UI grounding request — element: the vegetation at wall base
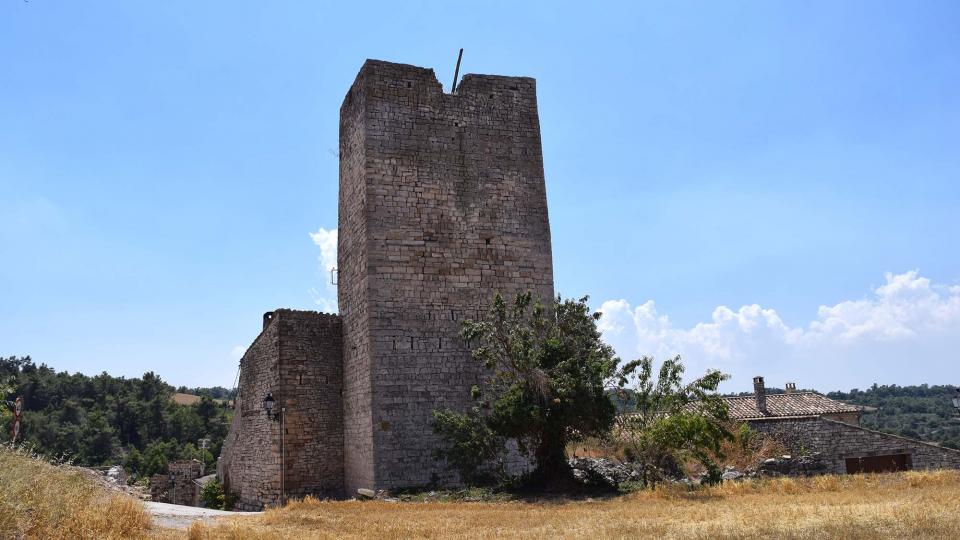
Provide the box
[199,478,238,510]
[433,293,625,489]
[433,292,733,493]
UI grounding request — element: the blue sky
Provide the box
[2,1,958,392]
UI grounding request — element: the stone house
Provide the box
[733,376,960,474]
[150,459,205,506]
[725,376,863,426]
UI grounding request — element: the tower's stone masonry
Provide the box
[220,59,555,504]
[338,60,555,491]
[218,310,344,510]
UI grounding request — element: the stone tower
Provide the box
[338,60,555,491]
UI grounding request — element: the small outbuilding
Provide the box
[730,377,960,474]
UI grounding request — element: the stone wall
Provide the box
[821,411,860,425]
[151,459,204,506]
[218,309,343,509]
[338,66,376,495]
[749,417,960,473]
[338,60,555,491]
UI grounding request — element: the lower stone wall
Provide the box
[150,460,204,506]
[217,309,344,510]
[749,417,960,474]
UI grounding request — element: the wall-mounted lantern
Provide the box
[264,392,277,421]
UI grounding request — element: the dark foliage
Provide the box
[0,356,232,479]
[828,384,960,450]
[434,293,623,488]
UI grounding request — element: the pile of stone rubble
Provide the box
[569,453,832,488]
[568,457,642,487]
[750,452,831,477]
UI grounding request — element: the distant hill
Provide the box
[0,356,233,480]
[828,384,960,450]
[612,384,960,450]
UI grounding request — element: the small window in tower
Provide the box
[485,238,492,245]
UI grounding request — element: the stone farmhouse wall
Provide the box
[338,60,555,492]
[749,417,960,473]
[820,411,860,425]
[218,310,343,510]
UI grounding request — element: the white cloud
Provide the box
[309,227,338,312]
[597,271,960,392]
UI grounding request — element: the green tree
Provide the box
[434,292,627,487]
[80,410,117,464]
[616,355,731,487]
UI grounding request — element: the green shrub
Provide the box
[199,478,236,510]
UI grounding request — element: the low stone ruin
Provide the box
[150,459,205,506]
[751,453,831,477]
[569,453,834,489]
[568,458,642,487]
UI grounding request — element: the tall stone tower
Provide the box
[338,60,555,491]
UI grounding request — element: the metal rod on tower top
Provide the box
[451,48,464,93]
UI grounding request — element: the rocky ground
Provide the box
[145,501,261,530]
[568,453,832,488]
[78,465,150,500]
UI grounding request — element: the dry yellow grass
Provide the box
[3,444,958,539]
[0,445,153,539]
[187,470,960,540]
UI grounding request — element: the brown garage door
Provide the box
[845,454,911,474]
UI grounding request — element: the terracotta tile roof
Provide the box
[723,392,860,420]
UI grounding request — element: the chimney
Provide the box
[753,376,768,414]
[785,382,797,394]
[263,311,275,330]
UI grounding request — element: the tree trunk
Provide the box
[535,432,571,489]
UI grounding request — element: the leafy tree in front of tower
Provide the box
[434,292,630,489]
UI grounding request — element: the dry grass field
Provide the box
[189,471,960,540]
[3,445,960,539]
[0,446,152,539]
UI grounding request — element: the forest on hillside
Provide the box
[0,356,234,481]
[828,384,960,450]
[3,354,958,482]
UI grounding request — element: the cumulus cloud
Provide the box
[597,271,960,392]
[309,227,338,312]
